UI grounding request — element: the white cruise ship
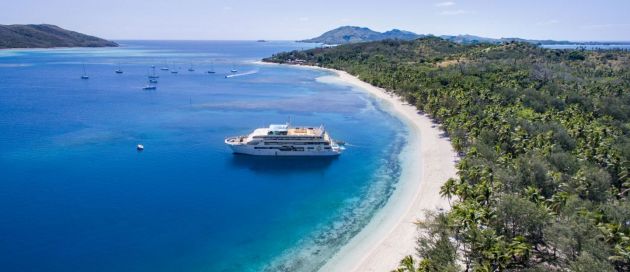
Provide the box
[225,123,342,156]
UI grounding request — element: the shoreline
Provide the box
[256,61,458,271]
[320,68,457,271]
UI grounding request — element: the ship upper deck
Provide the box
[250,124,325,138]
[287,127,323,136]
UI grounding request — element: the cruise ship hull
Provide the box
[227,143,341,156]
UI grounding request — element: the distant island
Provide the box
[300,25,630,46]
[299,26,422,44]
[0,24,118,49]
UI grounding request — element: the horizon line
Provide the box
[109,38,630,43]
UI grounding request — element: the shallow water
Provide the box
[0,41,406,271]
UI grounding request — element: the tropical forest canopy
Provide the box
[264,37,630,271]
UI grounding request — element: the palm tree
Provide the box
[547,191,569,214]
[525,186,545,205]
[441,178,458,205]
[394,255,417,272]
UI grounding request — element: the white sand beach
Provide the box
[318,69,458,271]
[255,61,458,271]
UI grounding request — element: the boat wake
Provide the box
[225,70,258,78]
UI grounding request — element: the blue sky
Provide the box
[2,0,629,41]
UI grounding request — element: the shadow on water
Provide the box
[230,154,338,174]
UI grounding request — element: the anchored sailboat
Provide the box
[148,66,159,79]
[171,63,179,74]
[115,63,123,74]
[160,61,169,71]
[207,61,216,74]
[81,63,89,79]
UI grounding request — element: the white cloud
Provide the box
[439,9,473,15]
[435,1,456,7]
[536,19,559,26]
[299,17,309,22]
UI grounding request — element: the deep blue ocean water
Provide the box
[0,41,406,272]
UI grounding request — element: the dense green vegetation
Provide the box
[0,24,118,49]
[265,38,630,271]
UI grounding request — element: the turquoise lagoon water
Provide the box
[0,41,407,271]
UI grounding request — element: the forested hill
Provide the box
[298,26,583,45]
[299,26,423,44]
[0,24,118,49]
[265,38,630,271]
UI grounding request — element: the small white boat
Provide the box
[137,144,144,151]
[230,69,237,73]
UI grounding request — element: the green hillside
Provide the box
[0,24,118,49]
